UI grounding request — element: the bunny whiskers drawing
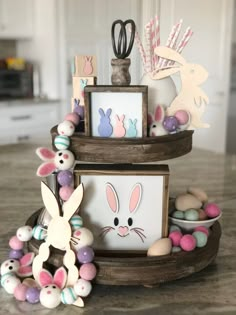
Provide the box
[153,46,209,129]
[32,182,84,286]
[100,183,146,243]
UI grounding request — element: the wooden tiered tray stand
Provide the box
[26,129,222,286]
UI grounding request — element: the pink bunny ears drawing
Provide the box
[36,147,75,177]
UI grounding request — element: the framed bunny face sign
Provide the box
[84,85,148,138]
[74,164,169,253]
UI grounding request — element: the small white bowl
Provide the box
[169,212,222,231]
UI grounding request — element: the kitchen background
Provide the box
[0,0,235,153]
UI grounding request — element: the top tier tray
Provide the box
[51,127,193,163]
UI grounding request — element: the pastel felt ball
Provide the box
[184,209,199,221]
[40,285,61,309]
[192,231,208,248]
[9,249,24,260]
[180,234,196,252]
[198,209,208,220]
[163,116,179,132]
[72,227,94,251]
[57,170,73,186]
[174,110,189,125]
[204,203,221,218]
[32,225,47,240]
[65,112,80,126]
[70,215,83,231]
[172,210,185,219]
[169,230,183,246]
[74,279,92,297]
[171,246,181,253]
[1,272,14,287]
[194,226,209,236]
[14,283,28,301]
[61,287,77,305]
[57,120,75,136]
[79,263,97,281]
[59,185,74,201]
[54,135,70,150]
[16,225,33,242]
[169,225,181,233]
[77,246,95,264]
[26,287,40,304]
[3,275,21,294]
[9,236,24,250]
[54,150,75,171]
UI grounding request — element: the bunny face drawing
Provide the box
[100,183,146,243]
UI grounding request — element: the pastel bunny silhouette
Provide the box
[80,79,88,99]
[114,114,126,137]
[98,108,113,137]
[32,182,84,286]
[126,118,137,137]
[148,105,168,136]
[83,56,93,75]
[73,98,84,120]
[100,183,146,243]
[1,253,35,277]
[153,46,209,129]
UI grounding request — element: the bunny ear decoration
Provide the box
[53,267,67,289]
[99,108,105,117]
[36,162,57,177]
[63,184,84,220]
[20,253,35,267]
[36,147,56,161]
[120,115,125,122]
[154,46,186,65]
[106,108,112,117]
[152,66,181,80]
[129,183,142,213]
[154,105,165,122]
[41,181,60,219]
[38,269,53,287]
[106,183,119,213]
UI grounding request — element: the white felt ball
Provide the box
[54,150,75,171]
[16,226,33,242]
[1,259,20,276]
[57,120,75,137]
[40,285,61,309]
[72,228,94,251]
[32,225,47,240]
[74,279,92,297]
[54,135,70,150]
[2,274,21,294]
[61,287,77,304]
[69,215,83,231]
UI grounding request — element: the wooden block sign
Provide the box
[74,55,97,77]
[72,76,97,105]
[84,85,148,138]
[74,164,169,253]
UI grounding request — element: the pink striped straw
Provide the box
[152,15,160,69]
[145,22,152,73]
[134,29,147,72]
[176,28,193,54]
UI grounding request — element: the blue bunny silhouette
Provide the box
[126,118,137,137]
[98,108,113,137]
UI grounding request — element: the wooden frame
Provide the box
[74,164,169,253]
[84,85,148,138]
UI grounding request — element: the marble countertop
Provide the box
[0,142,235,315]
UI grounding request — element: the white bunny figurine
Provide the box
[153,46,209,129]
[32,182,84,286]
[148,105,168,137]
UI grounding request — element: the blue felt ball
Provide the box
[172,210,185,219]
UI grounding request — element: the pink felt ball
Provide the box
[79,263,97,281]
[180,234,196,252]
[64,112,80,126]
[59,186,74,201]
[169,230,183,246]
[194,226,209,236]
[9,236,24,250]
[204,203,221,218]
[174,110,189,125]
[198,209,208,220]
[14,283,28,301]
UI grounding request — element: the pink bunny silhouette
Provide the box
[113,114,126,138]
[100,183,146,242]
[0,253,35,277]
[36,147,75,177]
[83,56,93,75]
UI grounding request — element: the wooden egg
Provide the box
[187,186,208,203]
[16,226,33,242]
[61,287,77,304]
[147,238,172,257]
[175,193,202,211]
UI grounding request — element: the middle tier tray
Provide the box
[51,127,193,163]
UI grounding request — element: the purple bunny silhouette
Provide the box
[98,108,113,137]
[73,98,84,119]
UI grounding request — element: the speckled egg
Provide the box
[54,135,70,150]
[72,227,94,251]
[16,226,33,242]
[147,238,172,257]
[69,215,83,231]
[184,209,199,221]
[74,279,92,297]
[61,287,77,304]
[175,193,202,211]
[57,120,75,136]
[32,225,47,240]
[172,210,185,219]
[180,234,196,252]
[192,231,208,248]
[204,203,221,218]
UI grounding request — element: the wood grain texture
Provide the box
[51,127,193,163]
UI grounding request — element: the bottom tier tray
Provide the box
[26,209,221,286]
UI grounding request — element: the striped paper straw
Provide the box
[145,22,152,73]
[152,15,160,69]
[176,28,193,54]
[134,29,147,72]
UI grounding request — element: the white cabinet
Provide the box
[0,0,33,39]
[0,101,59,145]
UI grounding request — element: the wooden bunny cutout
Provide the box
[153,46,209,129]
[32,182,84,286]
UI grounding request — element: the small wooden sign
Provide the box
[73,55,97,77]
[72,76,97,105]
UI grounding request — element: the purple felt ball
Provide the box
[9,249,24,260]
[77,246,95,264]
[57,170,73,186]
[163,116,179,132]
[26,287,40,304]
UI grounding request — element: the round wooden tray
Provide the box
[26,209,221,286]
[51,127,194,163]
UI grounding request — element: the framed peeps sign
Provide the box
[74,164,169,253]
[84,85,148,138]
